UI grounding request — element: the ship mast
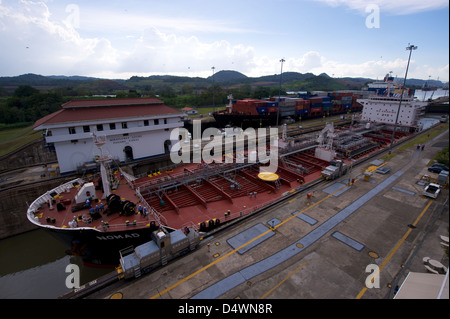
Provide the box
[92,132,111,199]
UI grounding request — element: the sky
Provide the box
[0,0,449,82]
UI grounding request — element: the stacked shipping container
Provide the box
[213,92,363,128]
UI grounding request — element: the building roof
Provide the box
[61,97,163,108]
[34,98,183,129]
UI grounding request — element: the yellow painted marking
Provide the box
[355,199,434,299]
[258,172,279,181]
[366,162,387,173]
[260,261,309,299]
[368,251,379,259]
[110,292,123,299]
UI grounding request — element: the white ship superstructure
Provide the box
[357,74,427,129]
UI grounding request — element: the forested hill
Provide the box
[1,71,447,96]
[0,70,447,125]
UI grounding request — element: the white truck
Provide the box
[423,183,441,199]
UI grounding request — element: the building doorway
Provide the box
[124,146,133,161]
[164,140,172,154]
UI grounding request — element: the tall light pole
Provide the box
[388,44,417,154]
[276,58,285,127]
[211,66,216,113]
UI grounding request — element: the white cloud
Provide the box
[0,1,258,78]
[252,51,448,82]
[313,0,449,15]
[0,0,114,75]
[114,27,257,77]
[0,1,447,82]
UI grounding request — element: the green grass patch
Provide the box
[195,106,226,115]
[0,125,42,157]
[429,146,449,166]
[398,123,449,152]
[380,123,449,161]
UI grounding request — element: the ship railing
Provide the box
[222,196,292,223]
[139,162,249,194]
[118,167,137,189]
[100,219,157,231]
[181,221,198,231]
[28,178,85,213]
[279,143,317,157]
[149,206,168,227]
[135,186,168,226]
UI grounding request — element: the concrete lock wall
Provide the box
[0,179,66,239]
[0,140,57,173]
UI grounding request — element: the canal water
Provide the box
[0,229,111,299]
[414,88,448,101]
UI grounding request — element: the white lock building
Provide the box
[34,97,184,174]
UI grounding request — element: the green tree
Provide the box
[13,85,40,98]
[180,84,193,95]
[253,86,271,99]
[239,84,252,97]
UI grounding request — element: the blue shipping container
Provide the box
[257,107,268,114]
[297,109,309,115]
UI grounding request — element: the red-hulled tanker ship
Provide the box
[26,121,415,267]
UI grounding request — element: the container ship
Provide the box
[212,92,363,129]
[357,74,427,131]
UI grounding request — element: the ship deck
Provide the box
[28,170,152,233]
[29,148,329,234]
[29,128,409,235]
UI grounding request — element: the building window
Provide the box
[144,120,149,126]
[110,123,116,130]
[83,126,90,133]
[68,127,76,135]
[122,122,128,129]
[97,124,104,131]
[164,118,167,124]
[154,119,159,125]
